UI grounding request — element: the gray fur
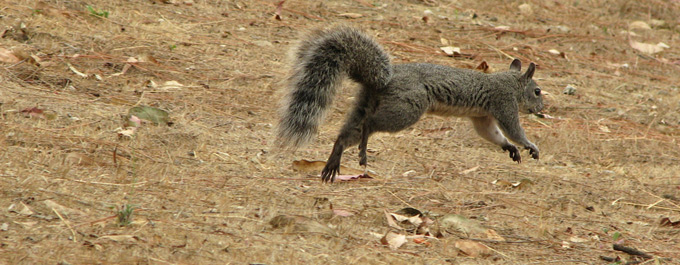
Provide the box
[277,26,544,182]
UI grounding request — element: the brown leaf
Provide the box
[0,48,20,63]
[381,231,407,250]
[660,217,680,227]
[335,174,372,181]
[475,61,490,73]
[412,237,431,246]
[392,207,425,227]
[493,179,513,187]
[384,209,404,230]
[274,0,285,20]
[21,107,45,119]
[454,240,492,257]
[485,229,506,241]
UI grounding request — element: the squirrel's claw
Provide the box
[321,159,340,183]
[525,145,539,160]
[502,144,522,163]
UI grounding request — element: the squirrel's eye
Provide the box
[534,88,541,96]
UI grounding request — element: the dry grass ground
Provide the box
[1,0,679,264]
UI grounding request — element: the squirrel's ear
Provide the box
[510,59,522,71]
[522,62,536,80]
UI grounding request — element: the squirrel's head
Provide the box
[510,59,544,114]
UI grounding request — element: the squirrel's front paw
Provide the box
[502,144,521,163]
[525,145,539,160]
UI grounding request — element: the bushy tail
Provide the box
[277,26,393,148]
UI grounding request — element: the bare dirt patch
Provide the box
[1,0,679,264]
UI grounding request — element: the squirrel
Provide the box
[277,26,544,183]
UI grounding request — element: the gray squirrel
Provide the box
[277,26,544,182]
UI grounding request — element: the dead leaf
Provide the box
[629,21,651,31]
[115,127,137,138]
[100,235,138,243]
[384,209,403,230]
[440,46,461,57]
[492,179,513,187]
[67,62,89,78]
[599,125,611,133]
[459,166,480,174]
[402,169,416,177]
[440,38,449,46]
[484,229,506,241]
[548,49,567,59]
[629,40,669,54]
[0,48,20,63]
[338,13,363,19]
[475,61,490,73]
[660,217,680,227]
[649,19,667,28]
[274,0,285,20]
[512,178,534,190]
[454,240,492,257]
[561,240,571,249]
[21,107,45,119]
[43,200,86,217]
[391,207,425,227]
[335,174,372,181]
[412,237,431,246]
[157,80,184,90]
[9,202,35,216]
[381,231,407,250]
[332,209,355,217]
[13,221,38,229]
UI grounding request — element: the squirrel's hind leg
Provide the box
[358,121,371,167]
[321,106,366,183]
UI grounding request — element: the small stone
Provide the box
[563,85,577,95]
[518,3,533,16]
